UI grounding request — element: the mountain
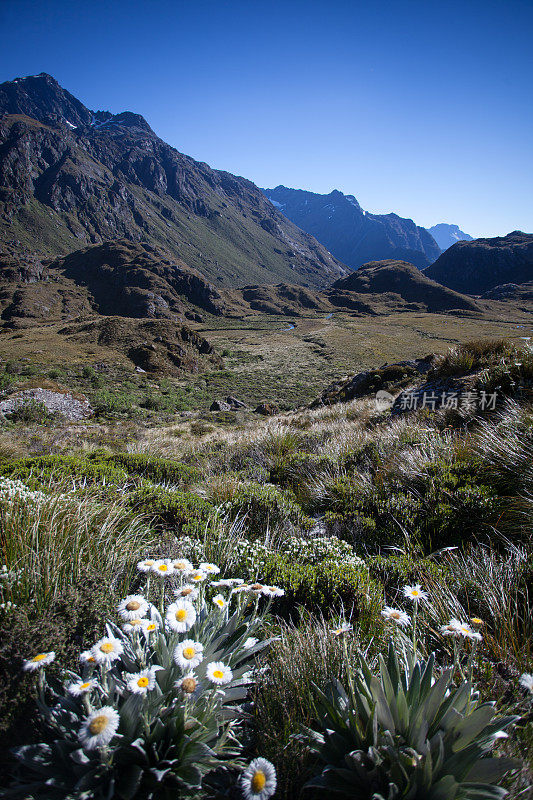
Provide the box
[425,231,533,295]
[262,186,442,269]
[0,74,346,289]
[332,259,480,312]
[427,223,473,251]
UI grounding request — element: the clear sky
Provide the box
[1,0,531,237]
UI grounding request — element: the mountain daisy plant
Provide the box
[7,558,281,799]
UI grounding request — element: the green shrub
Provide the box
[261,553,382,624]
[0,454,129,488]
[223,482,313,538]
[269,451,334,493]
[91,389,136,416]
[131,485,213,535]
[5,400,55,425]
[367,553,448,592]
[93,453,202,488]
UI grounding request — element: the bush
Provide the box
[5,400,55,425]
[91,389,136,416]
[131,485,213,535]
[94,453,202,488]
[223,482,313,538]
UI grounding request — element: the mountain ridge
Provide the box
[263,185,442,269]
[427,223,473,251]
[0,74,347,289]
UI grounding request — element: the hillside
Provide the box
[332,259,481,312]
[262,185,441,269]
[425,231,533,294]
[0,74,346,289]
[427,223,472,251]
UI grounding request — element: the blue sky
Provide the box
[1,0,531,237]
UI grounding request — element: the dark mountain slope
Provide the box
[333,259,480,312]
[263,186,441,269]
[425,231,533,294]
[0,74,346,288]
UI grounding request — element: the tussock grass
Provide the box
[0,490,154,610]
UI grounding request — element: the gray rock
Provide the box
[0,388,93,421]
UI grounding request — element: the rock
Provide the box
[225,395,248,409]
[210,400,232,412]
[254,402,280,416]
[0,388,93,420]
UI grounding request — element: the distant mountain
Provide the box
[332,259,480,312]
[427,223,473,251]
[0,74,346,289]
[262,186,442,269]
[425,231,533,295]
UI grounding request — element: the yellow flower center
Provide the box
[80,682,91,690]
[181,677,197,693]
[126,600,141,611]
[183,647,196,660]
[412,590,420,596]
[146,624,156,631]
[137,676,149,688]
[192,574,201,581]
[158,564,168,572]
[32,653,47,662]
[251,770,266,792]
[216,599,224,607]
[181,588,192,596]
[130,619,142,626]
[100,642,114,654]
[471,617,483,625]
[144,560,155,566]
[213,669,224,679]
[251,584,263,590]
[391,611,400,619]
[175,609,188,622]
[89,715,109,735]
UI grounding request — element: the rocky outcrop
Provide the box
[263,186,442,269]
[425,232,533,295]
[0,388,92,420]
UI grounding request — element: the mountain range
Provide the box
[0,73,346,289]
[263,186,443,269]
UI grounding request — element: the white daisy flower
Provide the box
[117,595,149,621]
[263,585,285,597]
[91,637,123,665]
[23,651,55,671]
[122,618,144,633]
[212,594,228,611]
[519,673,533,693]
[126,669,157,694]
[165,600,196,632]
[174,639,204,670]
[381,607,411,627]
[331,622,353,636]
[240,757,277,800]
[137,559,156,573]
[199,562,220,575]
[141,619,160,637]
[171,558,193,573]
[250,583,265,595]
[232,583,251,594]
[187,568,207,583]
[402,584,429,603]
[175,673,199,695]
[152,559,174,577]
[243,637,258,649]
[174,584,199,600]
[206,661,233,685]
[79,706,120,750]
[68,678,96,697]
[79,650,96,664]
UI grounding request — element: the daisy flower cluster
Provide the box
[17,555,279,798]
[379,584,484,675]
[0,477,62,506]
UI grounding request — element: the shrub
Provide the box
[95,453,202,488]
[5,400,55,424]
[299,643,518,799]
[91,389,136,416]
[222,482,313,539]
[131,485,213,535]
